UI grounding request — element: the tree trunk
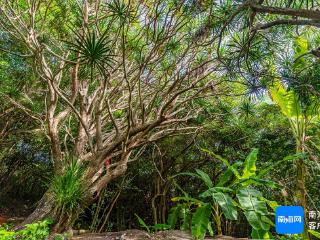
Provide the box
[19,193,56,228]
[21,153,130,233]
[214,204,222,236]
[21,188,95,233]
[296,127,309,240]
[296,158,308,239]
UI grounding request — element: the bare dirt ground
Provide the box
[71,230,249,240]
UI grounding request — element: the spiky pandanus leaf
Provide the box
[106,0,135,24]
[66,28,116,74]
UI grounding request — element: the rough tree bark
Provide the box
[2,0,317,234]
[0,0,222,232]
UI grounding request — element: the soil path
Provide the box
[71,230,248,240]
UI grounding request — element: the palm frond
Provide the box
[66,28,116,73]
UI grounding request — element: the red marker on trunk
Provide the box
[105,158,111,173]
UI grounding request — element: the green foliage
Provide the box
[168,203,191,231]
[135,214,170,233]
[168,204,183,229]
[51,160,85,213]
[0,219,53,240]
[241,148,258,179]
[191,204,211,240]
[0,229,15,240]
[135,214,150,233]
[269,81,303,119]
[53,235,65,240]
[194,169,213,189]
[309,230,320,239]
[236,188,269,231]
[107,0,134,24]
[67,28,116,72]
[216,162,242,187]
[169,149,280,239]
[251,229,271,239]
[1,0,320,238]
[211,192,237,220]
[275,235,302,240]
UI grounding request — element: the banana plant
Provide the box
[168,148,296,239]
[269,79,320,239]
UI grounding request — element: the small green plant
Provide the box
[135,214,170,233]
[0,219,53,240]
[54,235,64,240]
[0,228,15,240]
[53,233,69,240]
[51,159,86,225]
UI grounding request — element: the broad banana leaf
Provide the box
[237,188,269,230]
[212,192,238,220]
[135,214,150,232]
[243,211,270,231]
[168,203,191,231]
[251,229,271,239]
[191,204,211,240]
[207,222,214,236]
[202,149,241,179]
[257,153,305,178]
[199,187,233,198]
[239,177,282,189]
[269,81,302,119]
[236,188,267,214]
[241,148,258,179]
[168,204,182,229]
[180,207,191,231]
[195,169,213,188]
[171,196,204,206]
[259,196,279,211]
[172,169,213,189]
[269,81,319,119]
[216,161,242,187]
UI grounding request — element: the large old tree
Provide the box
[0,0,224,230]
[1,0,320,234]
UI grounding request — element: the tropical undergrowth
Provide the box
[50,159,86,228]
[0,219,52,240]
[166,148,302,240]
